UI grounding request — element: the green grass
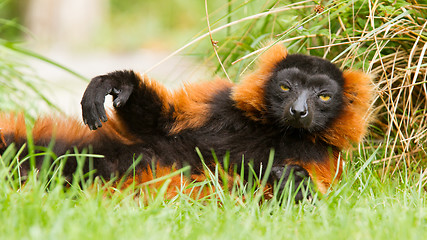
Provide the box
[0,146,426,240]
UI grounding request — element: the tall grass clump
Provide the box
[0,141,426,239]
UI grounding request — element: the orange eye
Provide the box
[319,95,331,101]
[280,85,290,92]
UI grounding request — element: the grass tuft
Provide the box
[1,143,427,239]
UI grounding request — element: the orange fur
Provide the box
[93,116,140,145]
[0,113,27,143]
[300,150,343,194]
[0,113,138,149]
[120,163,219,199]
[0,130,5,149]
[318,71,374,149]
[129,73,237,135]
[132,74,234,134]
[32,116,90,142]
[232,44,288,122]
[170,79,233,133]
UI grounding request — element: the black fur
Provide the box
[81,70,167,136]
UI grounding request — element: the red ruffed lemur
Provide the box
[0,44,373,201]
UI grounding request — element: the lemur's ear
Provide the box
[232,44,288,122]
[256,44,288,75]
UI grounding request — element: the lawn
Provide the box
[0,146,426,240]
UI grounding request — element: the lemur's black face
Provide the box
[265,54,344,133]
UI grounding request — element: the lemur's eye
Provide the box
[319,95,331,101]
[280,85,290,92]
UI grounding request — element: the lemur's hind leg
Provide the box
[270,164,312,202]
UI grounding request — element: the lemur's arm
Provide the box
[81,70,171,136]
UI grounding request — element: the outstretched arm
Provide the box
[81,70,171,135]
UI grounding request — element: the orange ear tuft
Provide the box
[257,44,288,75]
[232,44,288,122]
[319,70,375,149]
